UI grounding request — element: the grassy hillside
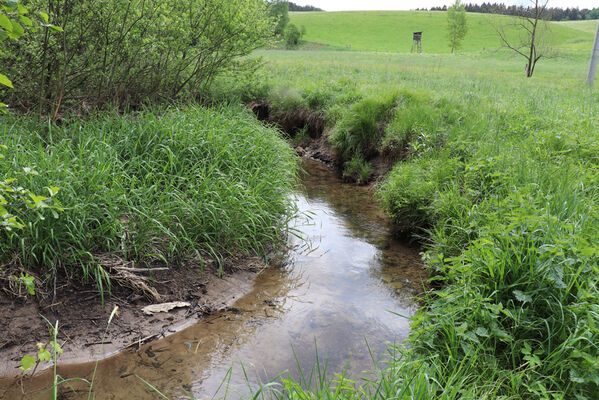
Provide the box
[289,11,595,54]
[556,19,599,34]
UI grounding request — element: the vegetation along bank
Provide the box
[237,30,599,397]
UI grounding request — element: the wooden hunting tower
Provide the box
[411,31,422,54]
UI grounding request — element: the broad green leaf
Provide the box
[580,247,596,257]
[28,193,48,207]
[19,15,32,26]
[48,25,63,33]
[39,12,49,24]
[50,340,63,355]
[0,14,12,32]
[513,290,532,304]
[47,186,60,196]
[17,4,28,15]
[10,20,23,38]
[37,347,51,362]
[0,73,13,88]
[19,355,36,371]
[474,327,489,337]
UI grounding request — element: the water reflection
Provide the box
[0,159,427,400]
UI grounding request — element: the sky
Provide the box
[291,1,598,11]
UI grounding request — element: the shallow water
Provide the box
[1,159,426,400]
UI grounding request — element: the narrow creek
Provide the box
[1,159,427,400]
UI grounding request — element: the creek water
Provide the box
[1,159,426,400]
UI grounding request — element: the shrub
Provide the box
[1,0,274,114]
[285,23,302,49]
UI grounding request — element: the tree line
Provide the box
[288,2,323,12]
[420,3,599,21]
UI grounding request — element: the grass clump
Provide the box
[0,105,298,291]
[330,92,397,161]
[342,154,373,184]
[378,153,462,233]
[382,92,460,159]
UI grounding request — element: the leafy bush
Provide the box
[285,23,302,49]
[0,1,61,233]
[0,106,298,290]
[2,0,274,114]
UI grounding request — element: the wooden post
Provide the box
[587,20,599,86]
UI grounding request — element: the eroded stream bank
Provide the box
[0,159,427,400]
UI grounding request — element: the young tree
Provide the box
[496,0,552,77]
[269,1,290,36]
[284,23,302,49]
[447,0,468,53]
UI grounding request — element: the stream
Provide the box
[1,159,426,400]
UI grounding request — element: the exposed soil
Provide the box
[248,101,401,186]
[248,100,327,140]
[0,254,276,377]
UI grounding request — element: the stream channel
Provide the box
[1,159,427,399]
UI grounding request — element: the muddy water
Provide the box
[0,159,426,400]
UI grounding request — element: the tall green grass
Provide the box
[0,106,298,290]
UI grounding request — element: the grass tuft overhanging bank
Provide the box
[0,106,298,295]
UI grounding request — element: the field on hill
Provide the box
[289,11,596,54]
[230,47,599,398]
[557,19,599,34]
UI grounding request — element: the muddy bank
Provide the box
[248,101,398,184]
[0,254,274,377]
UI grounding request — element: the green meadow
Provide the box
[290,11,596,54]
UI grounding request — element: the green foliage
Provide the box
[284,23,303,49]
[587,9,599,20]
[382,90,459,158]
[447,0,468,53]
[0,106,298,290]
[2,0,274,114]
[343,154,373,184]
[0,148,62,231]
[269,0,290,36]
[330,93,397,161]
[0,1,62,244]
[378,154,462,232]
